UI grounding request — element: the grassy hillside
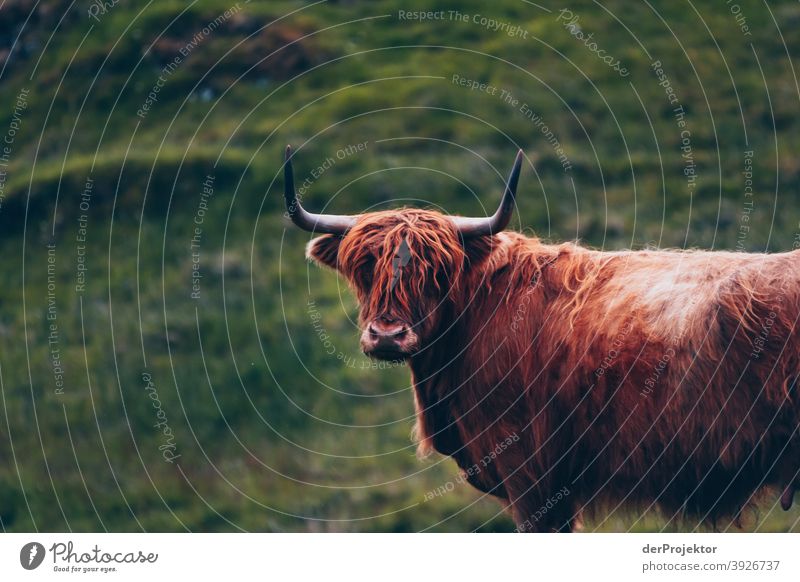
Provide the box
[1,0,799,531]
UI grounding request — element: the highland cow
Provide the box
[284,146,800,532]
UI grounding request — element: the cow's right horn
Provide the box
[283,145,357,235]
[450,149,524,238]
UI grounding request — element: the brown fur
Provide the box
[307,208,800,532]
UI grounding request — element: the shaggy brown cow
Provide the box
[284,146,800,532]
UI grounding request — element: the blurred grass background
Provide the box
[0,0,799,532]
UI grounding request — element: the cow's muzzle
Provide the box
[361,317,418,360]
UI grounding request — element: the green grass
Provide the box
[0,0,799,532]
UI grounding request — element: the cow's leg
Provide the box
[781,483,795,511]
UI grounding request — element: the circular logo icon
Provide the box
[20,542,45,570]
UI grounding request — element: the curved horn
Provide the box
[283,145,357,235]
[451,149,524,238]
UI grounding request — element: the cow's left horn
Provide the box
[451,149,524,238]
[283,145,357,234]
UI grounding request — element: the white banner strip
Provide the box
[0,533,797,581]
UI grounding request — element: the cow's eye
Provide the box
[358,256,375,287]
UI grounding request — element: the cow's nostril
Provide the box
[368,320,409,341]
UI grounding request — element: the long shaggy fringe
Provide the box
[336,209,467,322]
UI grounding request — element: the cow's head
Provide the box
[284,146,523,361]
